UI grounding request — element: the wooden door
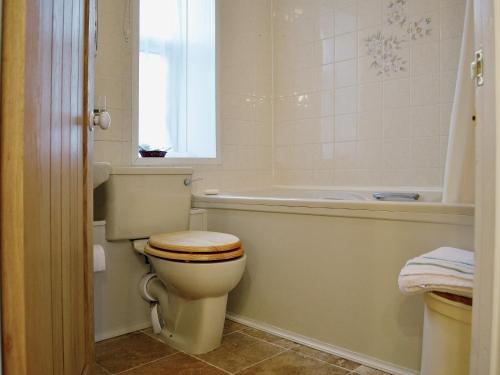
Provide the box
[0,0,95,374]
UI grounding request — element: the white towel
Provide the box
[398,247,474,297]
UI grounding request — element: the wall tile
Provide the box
[273,0,465,188]
[383,109,411,139]
[411,75,440,106]
[383,79,410,109]
[96,0,466,190]
[358,0,383,29]
[335,32,357,62]
[335,114,357,142]
[335,59,357,88]
[335,4,357,35]
[335,86,357,114]
[440,3,466,39]
[334,141,357,169]
[357,82,382,113]
[410,105,440,137]
[358,111,382,140]
[411,42,439,77]
[411,137,441,168]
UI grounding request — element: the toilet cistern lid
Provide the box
[148,231,241,253]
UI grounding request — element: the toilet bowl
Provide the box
[135,230,246,354]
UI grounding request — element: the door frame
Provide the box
[471,0,500,373]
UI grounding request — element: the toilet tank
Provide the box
[103,167,193,241]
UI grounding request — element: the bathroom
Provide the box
[91,0,474,373]
[1,0,499,374]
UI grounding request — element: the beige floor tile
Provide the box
[354,365,393,375]
[292,345,362,370]
[96,332,176,373]
[238,351,351,375]
[120,352,227,375]
[223,319,247,335]
[140,327,167,344]
[195,332,285,373]
[141,327,154,335]
[95,364,110,375]
[240,327,301,349]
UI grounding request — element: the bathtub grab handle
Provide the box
[373,192,420,201]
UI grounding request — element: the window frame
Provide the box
[130,0,221,166]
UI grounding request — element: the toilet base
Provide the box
[148,277,228,354]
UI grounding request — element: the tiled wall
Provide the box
[95,0,465,191]
[93,0,132,165]
[193,0,273,191]
[273,0,465,187]
[94,0,273,192]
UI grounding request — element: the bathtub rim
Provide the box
[192,192,474,226]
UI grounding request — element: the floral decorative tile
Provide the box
[365,0,433,77]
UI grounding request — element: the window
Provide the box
[134,0,217,162]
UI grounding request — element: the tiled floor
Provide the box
[95,320,393,375]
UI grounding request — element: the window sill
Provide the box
[132,156,221,166]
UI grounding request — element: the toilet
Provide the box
[103,167,246,354]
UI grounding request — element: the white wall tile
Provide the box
[334,141,358,169]
[358,111,382,140]
[411,42,439,77]
[335,59,357,88]
[440,2,466,39]
[335,114,357,142]
[383,79,410,109]
[383,109,411,139]
[358,82,382,112]
[273,0,464,188]
[410,105,440,137]
[411,75,440,106]
[335,4,357,35]
[335,32,357,62]
[95,0,466,190]
[357,0,383,29]
[335,86,357,114]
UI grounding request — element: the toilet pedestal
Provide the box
[145,253,246,354]
[148,277,228,354]
[163,294,228,354]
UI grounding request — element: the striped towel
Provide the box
[398,247,474,297]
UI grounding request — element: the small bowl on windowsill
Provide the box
[138,146,172,158]
[139,149,168,158]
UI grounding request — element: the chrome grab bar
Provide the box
[372,192,420,201]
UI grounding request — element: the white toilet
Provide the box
[103,167,246,354]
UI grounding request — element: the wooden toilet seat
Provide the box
[145,231,244,262]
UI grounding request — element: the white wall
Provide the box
[93,0,466,190]
[94,0,273,192]
[273,0,466,187]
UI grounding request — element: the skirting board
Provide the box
[95,322,152,342]
[226,313,419,375]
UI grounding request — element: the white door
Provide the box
[470,0,500,373]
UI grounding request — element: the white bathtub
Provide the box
[193,188,474,374]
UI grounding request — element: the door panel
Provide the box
[1,0,94,373]
[471,0,500,374]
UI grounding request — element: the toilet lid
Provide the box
[148,231,241,253]
[145,242,244,262]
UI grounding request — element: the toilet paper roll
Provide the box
[93,244,106,272]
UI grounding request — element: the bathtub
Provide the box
[192,188,474,374]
